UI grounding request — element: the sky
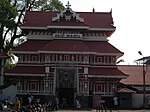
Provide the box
[60,0,150,65]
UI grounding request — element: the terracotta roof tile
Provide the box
[89,67,127,77]
[39,39,90,52]
[14,40,49,52]
[6,66,45,74]
[22,11,114,28]
[117,88,136,93]
[13,40,123,55]
[85,41,123,54]
[118,65,150,85]
[0,52,8,57]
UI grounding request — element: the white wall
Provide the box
[2,85,17,103]
[132,94,143,109]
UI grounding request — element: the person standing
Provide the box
[28,95,32,106]
[15,98,21,111]
[52,97,58,111]
[113,96,118,109]
[75,99,81,109]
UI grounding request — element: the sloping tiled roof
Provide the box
[85,41,123,54]
[22,11,114,29]
[88,66,128,78]
[13,40,49,52]
[118,65,150,85]
[39,40,90,53]
[0,51,8,58]
[13,40,123,55]
[6,66,45,75]
[117,88,136,93]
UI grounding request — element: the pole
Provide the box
[138,51,146,108]
[143,59,146,108]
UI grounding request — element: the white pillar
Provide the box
[76,68,79,95]
[53,68,57,95]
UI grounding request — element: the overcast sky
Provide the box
[61,0,150,65]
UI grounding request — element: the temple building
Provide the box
[6,2,128,108]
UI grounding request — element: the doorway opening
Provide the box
[58,88,75,108]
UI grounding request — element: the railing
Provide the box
[93,91,114,96]
[18,60,116,65]
[17,89,53,95]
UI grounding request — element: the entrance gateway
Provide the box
[56,68,77,107]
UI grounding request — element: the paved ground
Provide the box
[51,109,150,112]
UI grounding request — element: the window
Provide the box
[59,55,62,61]
[29,81,38,91]
[97,57,102,63]
[19,55,23,62]
[31,56,37,61]
[95,83,104,92]
[79,55,82,62]
[52,54,55,61]
[71,55,74,61]
[84,55,89,63]
[64,55,69,61]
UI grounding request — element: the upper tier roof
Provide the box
[13,40,123,56]
[22,10,115,29]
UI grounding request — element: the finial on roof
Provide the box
[93,8,95,12]
[66,1,71,9]
[110,8,112,14]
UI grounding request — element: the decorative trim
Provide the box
[21,26,115,31]
[12,51,39,54]
[47,26,89,29]
[38,51,94,54]
[21,26,47,30]
[13,51,122,57]
[5,73,45,76]
[52,1,84,22]
[89,28,116,31]
[88,75,127,79]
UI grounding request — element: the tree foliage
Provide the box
[26,0,65,11]
[0,0,65,71]
[0,0,17,51]
[0,0,65,52]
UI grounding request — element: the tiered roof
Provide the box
[22,11,115,30]
[7,3,126,79]
[13,40,123,55]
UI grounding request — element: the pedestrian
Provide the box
[52,97,58,111]
[113,96,118,109]
[15,98,21,111]
[28,95,32,106]
[75,99,81,109]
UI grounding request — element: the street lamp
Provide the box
[138,51,146,108]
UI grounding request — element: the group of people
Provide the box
[47,97,59,111]
[0,98,12,111]
[13,95,46,112]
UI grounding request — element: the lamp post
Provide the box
[138,51,146,108]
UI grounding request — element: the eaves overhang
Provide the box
[21,26,116,32]
[88,75,128,79]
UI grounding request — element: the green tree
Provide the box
[0,0,65,56]
[0,0,65,52]
[26,0,65,11]
[0,0,65,85]
[0,0,17,51]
